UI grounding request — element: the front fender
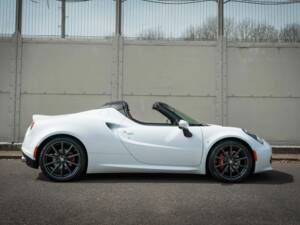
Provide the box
[199,125,259,174]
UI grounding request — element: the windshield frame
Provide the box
[154,102,202,126]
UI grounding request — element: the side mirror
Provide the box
[178,120,189,130]
[178,120,192,138]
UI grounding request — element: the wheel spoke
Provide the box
[66,160,79,166]
[65,163,71,174]
[65,144,74,155]
[216,162,228,168]
[232,166,239,174]
[60,164,64,176]
[45,161,56,166]
[51,145,58,154]
[229,145,233,157]
[221,165,229,175]
[45,154,56,158]
[50,164,59,175]
[229,166,232,177]
[233,148,242,157]
[67,153,79,158]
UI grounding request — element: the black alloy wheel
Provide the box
[208,140,253,182]
[39,137,87,181]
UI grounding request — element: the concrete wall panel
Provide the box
[227,97,300,145]
[19,94,110,139]
[123,44,216,96]
[0,41,13,91]
[0,41,14,141]
[21,42,112,94]
[227,46,300,145]
[0,93,12,141]
[228,47,300,97]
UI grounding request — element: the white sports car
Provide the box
[22,101,272,182]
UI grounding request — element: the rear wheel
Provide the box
[39,137,87,182]
[208,140,253,182]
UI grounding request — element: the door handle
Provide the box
[123,130,134,135]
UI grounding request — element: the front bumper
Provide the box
[254,140,272,173]
[22,152,38,169]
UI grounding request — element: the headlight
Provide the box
[242,129,264,144]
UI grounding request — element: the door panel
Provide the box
[117,125,203,166]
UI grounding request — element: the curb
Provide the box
[0,143,21,151]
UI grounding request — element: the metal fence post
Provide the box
[216,0,227,125]
[61,0,66,38]
[11,0,23,142]
[111,0,123,101]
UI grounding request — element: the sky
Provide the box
[0,0,300,38]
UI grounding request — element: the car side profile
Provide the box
[22,101,272,182]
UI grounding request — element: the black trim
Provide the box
[22,152,38,169]
[102,100,205,126]
[102,101,176,126]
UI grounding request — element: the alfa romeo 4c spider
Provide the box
[22,101,272,182]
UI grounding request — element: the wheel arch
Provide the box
[205,137,255,175]
[36,134,88,172]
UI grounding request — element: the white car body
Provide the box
[22,101,272,176]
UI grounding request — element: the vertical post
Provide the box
[111,0,123,101]
[11,0,23,142]
[115,0,122,36]
[61,0,66,38]
[15,0,22,34]
[216,0,227,125]
[218,0,224,38]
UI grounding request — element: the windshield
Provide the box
[165,105,200,125]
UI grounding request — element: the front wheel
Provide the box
[39,137,87,182]
[208,140,253,182]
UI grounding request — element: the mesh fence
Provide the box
[22,0,115,39]
[0,0,299,42]
[66,0,115,39]
[0,0,16,37]
[225,0,300,42]
[22,0,61,38]
[122,0,218,40]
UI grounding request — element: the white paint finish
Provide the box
[124,96,216,124]
[227,97,300,145]
[0,93,11,140]
[228,47,300,97]
[19,94,110,140]
[123,45,216,95]
[0,42,13,91]
[21,42,112,94]
[21,106,272,175]
[117,124,203,166]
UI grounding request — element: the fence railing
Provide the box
[0,0,300,42]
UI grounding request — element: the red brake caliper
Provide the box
[218,153,225,170]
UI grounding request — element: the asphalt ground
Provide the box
[0,160,299,225]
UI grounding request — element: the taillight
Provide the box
[30,121,35,130]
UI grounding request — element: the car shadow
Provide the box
[37,170,293,185]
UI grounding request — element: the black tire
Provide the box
[39,137,87,182]
[208,140,253,183]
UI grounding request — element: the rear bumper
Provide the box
[22,152,38,169]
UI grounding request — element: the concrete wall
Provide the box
[0,40,14,142]
[227,45,300,145]
[0,38,299,145]
[123,41,217,124]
